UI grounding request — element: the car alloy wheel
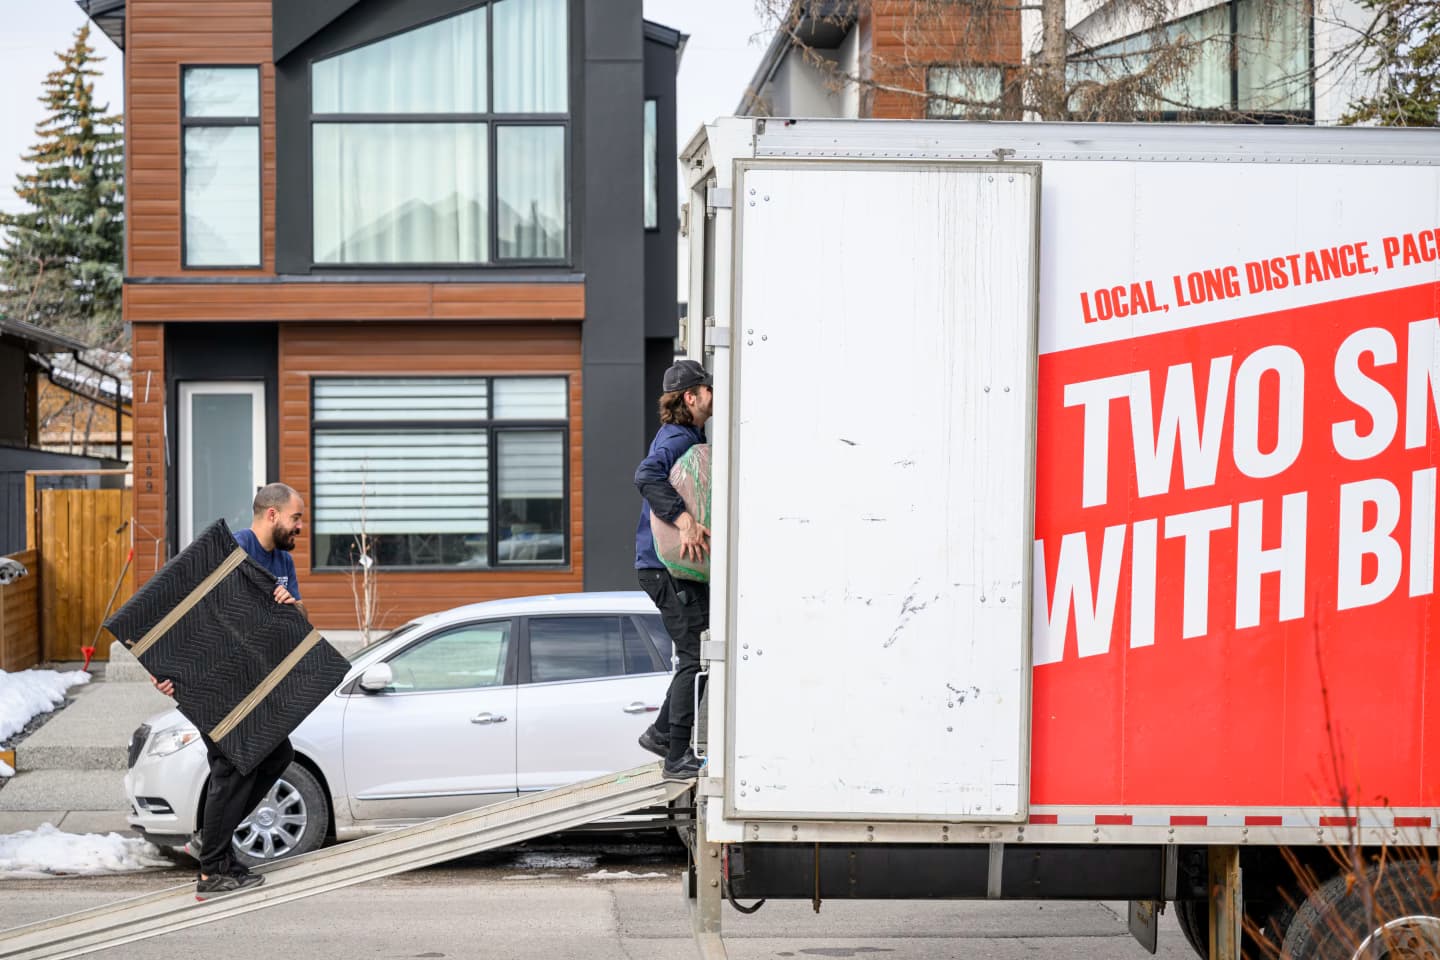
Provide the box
[232,777,308,861]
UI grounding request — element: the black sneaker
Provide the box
[638,725,670,758]
[195,871,264,901]
[662,752,704,782]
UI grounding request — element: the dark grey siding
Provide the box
[579,0,646,590]
[641,29,681,445]
[0,344,28,448]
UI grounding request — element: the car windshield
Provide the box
[345,622,423,662]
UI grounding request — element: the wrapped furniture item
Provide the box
[650,442,711,583]
[104,519,349,775]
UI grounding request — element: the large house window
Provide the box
[1068,0,1311,121]
[925,66,1004,120]
[312,376,568,569]
[182,67,261,267]
[310,0,568,266]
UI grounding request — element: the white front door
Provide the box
[515,615,669,792]
[178,381,266,546]
[343,620,518,821]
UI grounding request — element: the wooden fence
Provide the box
[0,549,39,671]
[35,487,134,662]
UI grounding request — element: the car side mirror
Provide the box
[358,663,393,693]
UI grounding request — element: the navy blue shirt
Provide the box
[634,423,706,570]
[234,528,301,599]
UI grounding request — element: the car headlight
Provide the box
[146,724,201,758]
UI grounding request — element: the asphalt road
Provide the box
[1,841,1201,959]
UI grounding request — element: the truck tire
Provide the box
[1172,897,1297,958]
[1175,899,1208,958]
[1281,860,1440,960]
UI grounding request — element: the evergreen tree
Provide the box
[0,25,125,347]
[1343,0,1440,126]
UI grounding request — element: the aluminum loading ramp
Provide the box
[0,763,690,960]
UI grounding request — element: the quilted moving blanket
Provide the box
[104,519,350,775]
[650,442,711,583]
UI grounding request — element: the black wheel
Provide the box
[192,763,329,868]
[1282,860,1440,960]
[1176,899,1208,958]
[231,763,329,867]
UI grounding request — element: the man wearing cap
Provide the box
[634,359,712,781]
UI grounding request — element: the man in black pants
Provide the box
[152,483,308,898]
[633,360,712,782]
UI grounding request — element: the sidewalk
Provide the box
[0,652,172,837]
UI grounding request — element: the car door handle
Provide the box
[471,712,508,724]
[623,702,660,714]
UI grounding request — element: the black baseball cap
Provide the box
[662,359,712,393]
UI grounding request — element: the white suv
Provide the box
[124,592,674,865]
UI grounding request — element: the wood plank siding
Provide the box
[124,283,586,322]
[127,0,275,276]
[862,0,1022,119]
[130,324,168,585]
[278,322,585,630]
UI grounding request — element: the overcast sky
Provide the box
[0,1,772,217]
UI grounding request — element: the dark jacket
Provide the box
[634,423,706,569]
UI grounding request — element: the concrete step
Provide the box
[0,810,136,836]
[0,769,129,812]
[15,682,173,772]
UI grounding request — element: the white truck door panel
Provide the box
[726,161,1040,821]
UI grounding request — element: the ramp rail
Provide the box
[0,763,689,960]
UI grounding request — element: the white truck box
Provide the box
[685,119,1440,851]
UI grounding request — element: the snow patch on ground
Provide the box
[579,869,669,881]
[0,668,91,743]
[0,758,13,778]
[511,851,599,870]
[0,825,171,879]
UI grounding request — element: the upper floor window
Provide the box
[925,66,1004,120]
[1068,0,1311,121]
[309,0,568,266]
[182,67,261,267]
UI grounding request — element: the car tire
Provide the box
[1281,859,1440,960]
[192,762,330,868]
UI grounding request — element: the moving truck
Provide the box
[675,117,1440,959]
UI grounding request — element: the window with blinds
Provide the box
[312,376,567,568]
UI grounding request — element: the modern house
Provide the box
[742,0,1362,125]
[80,0,684,634]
